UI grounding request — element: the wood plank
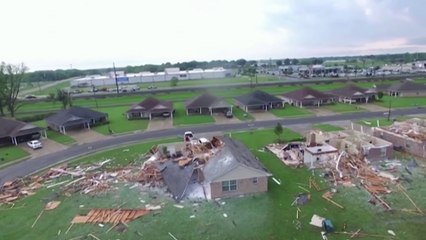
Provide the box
[120,210,132,223]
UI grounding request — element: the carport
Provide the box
[185,93,232,115]
[0,118,45,146]
[234,90,283,112]
[127,97,174,120]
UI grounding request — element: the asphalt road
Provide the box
[1,107,425,185]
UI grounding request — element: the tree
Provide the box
[274,123,283,142]
[377,91,384,99]
[0,62,28,117]
[56,89,72,109]
[276,60,283,66]
[292,59,299,65]
[284,58,291,66]
[236,59,247,67]
[170,77,178,87]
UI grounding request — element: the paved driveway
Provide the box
[250,111,279,121]
[19,139,68,159]
[358,104,389,112]
[67,129,111,144]
[147,118,173,131]
[212,114,241,124]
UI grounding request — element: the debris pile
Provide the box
[72,208,150,224]
[266,142,305,167]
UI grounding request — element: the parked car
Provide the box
[225,110,233,118]
[27,140,42,149]
[25,95,37,99]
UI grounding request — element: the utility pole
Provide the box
[113,62,119,94]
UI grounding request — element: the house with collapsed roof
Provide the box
[281,87,336,107]
[328,84,376,104]
[0,118,45,146]
[184,93,231,115]
[234,90,283,112]
[386,80,426,97]
[311,130,393,162]
[159,137,272,201]
[46,107,108,134]
[373,118,426,158]
[127,97,173,119]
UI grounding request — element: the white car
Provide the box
[27,140,43,149]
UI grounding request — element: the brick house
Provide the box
[202,137,272,199]
[0,118,44,146]
[327,84,376,104]
[234,90,283,112]
[127,97,173,120]
[387,80,426,97]
[281,87,336,108]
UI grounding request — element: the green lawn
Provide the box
[172,102,215,126]
[0,129,425,239]
[225,99,254,121]
[0,145,29,167]
[33,80,71,95]
[32,121,76,145]
[92,106,149,135]
[375,96,426,108]
[270,105,313,118]
[324,102,365,113]
[356,117,408,127]
[313,123,344,132]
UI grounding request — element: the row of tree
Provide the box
[0,62,28,117]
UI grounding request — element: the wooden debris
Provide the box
[168,232,178,240]
[45,201,61,210]
[322,191,344,209]
[72,208,149,224]
[88,233,101,240]
[65,223,74,234]
[309,177,321,191]
[350,229,361,238]
[398,184,424,215]
[298,186,310,193]
[31,210,44,228]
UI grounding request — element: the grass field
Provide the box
[0,145,29,167]
[324,102,365,113]
[0,129,425,239]
[375,96,426,108]
[270,105,313,118]
[172,102,215,126]
[32,121,76,145]
[92,106,149,135]
[313,123,344,132]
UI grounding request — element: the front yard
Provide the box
[32,121,76,145]
[0,145,29,167]
[313,124,344,132]
[375,96,426,108]
[172,102,215,126]
[92,106,149,135]
[324,102,365,113]
[270,105,313,118]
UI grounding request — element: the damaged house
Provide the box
[311,130,393,162]
[159,137,272,201]
[373,118,426,158]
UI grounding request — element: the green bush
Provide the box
[16,112,55,122]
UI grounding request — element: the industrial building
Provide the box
[70,67,231,87]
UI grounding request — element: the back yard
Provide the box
[0,128,425,239]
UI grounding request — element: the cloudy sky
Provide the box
[1,0,425,71]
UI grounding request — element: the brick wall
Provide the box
[373,129,426,158]
[210,176,268,199]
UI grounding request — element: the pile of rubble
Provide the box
[0,136,224,205]
[266,142,305,167]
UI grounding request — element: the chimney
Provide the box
[309,133,316,147]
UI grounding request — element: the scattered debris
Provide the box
[168,232,178,240]
[45,201,61,210]
[173,204,184,209]
[272,177,281,185]
[223,213,228,218]
[266,142,305,167]
[310,214,325,228]
[292,193,310,206]
[322,191,344,209]
[71,208,150,224]
[31,210,44,228]
[388,230,396,236]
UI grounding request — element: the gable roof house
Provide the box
[234,90,283,112]
[46,107,108,134]
[127,97,173,119]
[0,118,44,146]
[202,137,272,199]
[282,87,336,108]
[185,93,231,115]
[387,80,426,97]
[328,84,376,103]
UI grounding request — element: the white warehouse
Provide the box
[71,67,231,87]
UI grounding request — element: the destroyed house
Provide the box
[46,106,108,134]
[234,90,283,112]
[202,137,272,199]
[281,87,335,108]
[0,118,44,146]
[387,80,426,97]
[127,97,173,119]
[327,84,376,104]
[184,93,231,115]
[373,118,426,158]
[304,145,338,168]
[312,130,393,162]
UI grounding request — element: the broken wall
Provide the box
[374,128,426,158]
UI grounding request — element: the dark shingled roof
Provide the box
[388,81,426,92]
[160,161,195,202]
[282,87,335,101]
[0,118,42,138]
[203,137,271,182]
[234,90,282,106]
[127,97,173,113]
[328,84,376,98]
[46,106,107,126]
[185,93,230,109]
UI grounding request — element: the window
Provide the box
[222,180,237,192]
[252,178,258,184]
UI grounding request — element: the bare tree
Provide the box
[0,62,28,117]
